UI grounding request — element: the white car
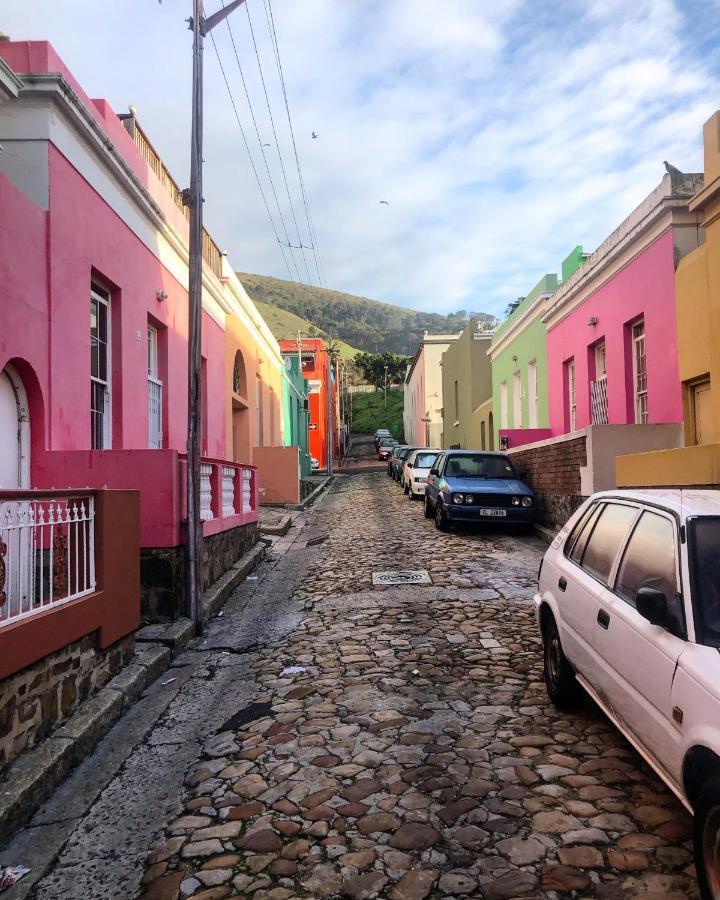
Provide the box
[402,448,440,499]
[535,489,720,899]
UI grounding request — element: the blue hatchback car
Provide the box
[423,450,535,531]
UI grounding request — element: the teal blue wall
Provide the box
[282,356,311,477]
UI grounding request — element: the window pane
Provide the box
[581,503,638,584]
[615,512,676,606]
[415,452,438,468]
[568,503,602,563]
[688,517,720,647]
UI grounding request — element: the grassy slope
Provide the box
[350,389,405,440]
[253,299,360,362]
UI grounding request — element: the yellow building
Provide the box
[440,320,494,450]
[617,112,720,487]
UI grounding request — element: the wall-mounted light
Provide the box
[512,355,518,362]
[587,316,598,326]
[156,289,168,301]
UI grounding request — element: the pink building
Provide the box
[544,172,703,439]
[0,42,294,621]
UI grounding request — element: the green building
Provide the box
[282,355,311,477]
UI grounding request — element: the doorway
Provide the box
[691,379,714,445]
[0,365,30,488]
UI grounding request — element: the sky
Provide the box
[3,0,720,318]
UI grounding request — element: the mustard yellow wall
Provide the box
[617,442,720,487]
[675,244,711,384]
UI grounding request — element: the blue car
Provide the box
[423,450,535,531]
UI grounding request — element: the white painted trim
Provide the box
[0,57,22,101]
[1,364,31,488]
[488,291,553,359]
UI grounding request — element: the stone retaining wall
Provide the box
[508,435,587,531]
[0,632,134,774]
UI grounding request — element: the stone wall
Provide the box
[0,632,134,774]
[508,435,587,531]
[141,521,260,621]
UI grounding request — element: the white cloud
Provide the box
[2,0,718,316]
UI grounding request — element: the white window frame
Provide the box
[595,340,607,383]
[632,320,648,424]
[147,325,163,449]
[512,370,522,429]
[500,381,508,429]
[90,285,111,449]
[567,359,577,432]
[527,360,538,429]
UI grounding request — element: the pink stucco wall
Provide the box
[546,230,683,435]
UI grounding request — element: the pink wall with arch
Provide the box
[546,230,683,436]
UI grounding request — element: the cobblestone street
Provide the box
[136,439,696,900]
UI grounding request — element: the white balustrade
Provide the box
[0,495,95,629]
[221,466,236,517]
[199,464,213,521]
[241,468,253,513]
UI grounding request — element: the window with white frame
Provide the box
[527,360,538,428]
[567,359,577,432]
[632,319,648,424]
[147,325,163,449]
[513,371,522,429]
[90,285,111,449]
[500,381,508,429]
[590,340,608,424]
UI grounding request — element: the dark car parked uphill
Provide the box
[423,450,535,531]
[388,446,415,479]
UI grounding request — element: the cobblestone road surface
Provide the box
[139,438,696,900]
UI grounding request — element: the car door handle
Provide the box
[597,609,610,630]
[558,577,567,592]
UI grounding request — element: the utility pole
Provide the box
[384,365,389,411]
[186,0,246,635]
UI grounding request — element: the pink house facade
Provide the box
[544,171,703,441]
[0,42,294,621]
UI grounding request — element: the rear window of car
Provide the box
[687,516,720,648]
[615,511,677,607]
[443,455,516,478]
[579,503,638,584]
[415,452,438,468]
[565,502,600,562]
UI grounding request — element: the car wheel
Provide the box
[434,501,450,531]
[424,495,434,518]
[542,615,582,708]
[695,775,720,900]
[403,483,409,495]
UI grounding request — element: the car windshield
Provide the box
[415,452,438,468]
[688,516,720,648]
[443,454,516,479]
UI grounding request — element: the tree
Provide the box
[353,351,411,390]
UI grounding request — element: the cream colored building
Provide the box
[404,332,460,447]
[441,321,494,450]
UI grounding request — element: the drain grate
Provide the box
[372,569,432,586]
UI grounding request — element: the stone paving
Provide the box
[139,458,697,900]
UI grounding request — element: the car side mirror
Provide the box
[636,586,668,627]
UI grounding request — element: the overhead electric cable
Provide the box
[263,0,326,288]
[243,0,313,284]
[209,33,295,282]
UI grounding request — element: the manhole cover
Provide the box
[372,570,432,586]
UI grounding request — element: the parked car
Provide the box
[388,445,413,479]
[402,449,440,498]
[310,456,319,471]
[378,439,399,461]
[423,450,534,531]
[534,489,720,900]
[373,429,391,450]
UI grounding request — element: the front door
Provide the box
[0,369,21,488]
[693,380,714,445]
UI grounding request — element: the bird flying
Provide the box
[312,131,318,139]
[380,200,390,205]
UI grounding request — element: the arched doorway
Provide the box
[0,365,30,488]
[231,350,250,462]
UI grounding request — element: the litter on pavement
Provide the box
[280,666,307,677]
[160,678,177,686]
[0,866,30,892]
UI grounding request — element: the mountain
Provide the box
[238,273,496,356]
[252,299,360,361]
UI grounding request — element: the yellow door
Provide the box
[693,380,714,445]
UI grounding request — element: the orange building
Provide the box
[279,339,338,470]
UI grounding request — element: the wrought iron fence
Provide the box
[590,378,609,425]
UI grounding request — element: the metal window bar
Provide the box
[0,496,95,629]
[590,378,608,425]
[148,377,163,449]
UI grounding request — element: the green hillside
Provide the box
[252,299,360,361]
[350,389,404,440]
[238,272,496,356]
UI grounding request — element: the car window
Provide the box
[405,451,417,465]
[580,503,638,585]
[566,503,600,561]
[614,510,677,607]
[415,452,438,468]
[443,454,516,478]
[430,454,445,476]
[688,517,720,648]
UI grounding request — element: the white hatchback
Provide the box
[402,448,440,499]
[535,489,720,899]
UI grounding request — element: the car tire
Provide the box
[403,483,409,495]
[542,615,582,708]
[694,774,720,900]
[434,501,450,531]
[424,495,434,518]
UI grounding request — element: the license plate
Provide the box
[417,477,427,483]
[479,508,506,517]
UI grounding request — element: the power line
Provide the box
[244,0,313,284]
[208,33,296,281]
[263,0,326,288]
[220,4,303,282]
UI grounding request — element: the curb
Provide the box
[0,540,265,848]
[259,513,292,537]
[534,523,556,544]
[290,475,334,510]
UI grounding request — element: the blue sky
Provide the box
[3,0,720,318]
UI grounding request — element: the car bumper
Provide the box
[443,505,535,525]
[410,482,427,496]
